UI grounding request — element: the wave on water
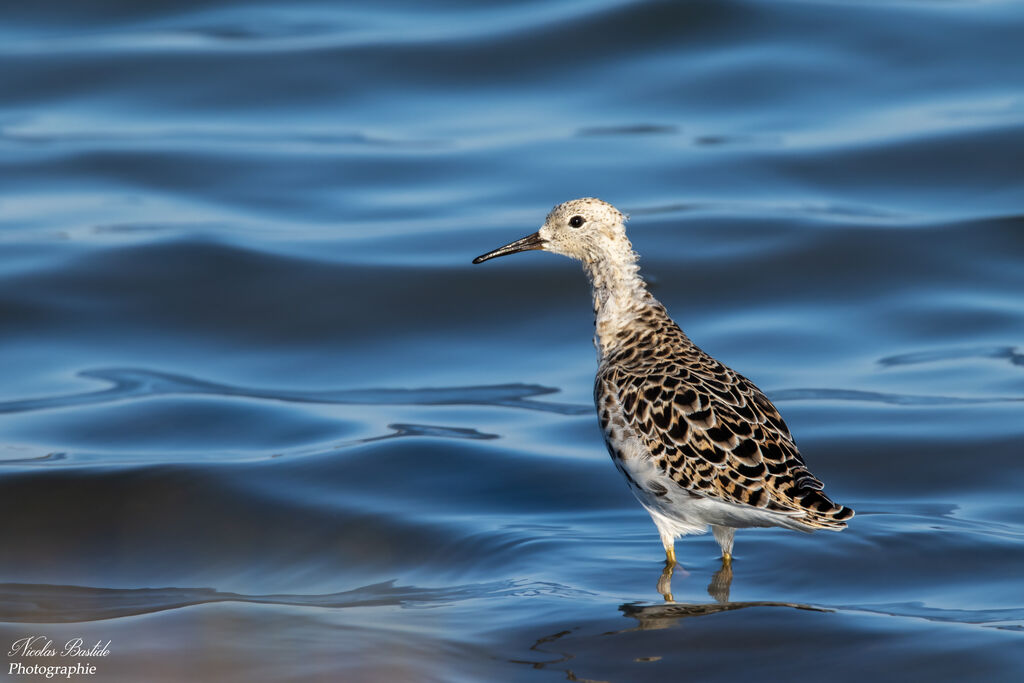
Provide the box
[0,579,593,624]
[0,368,592,417]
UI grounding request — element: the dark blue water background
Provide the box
[1,1,1023,680]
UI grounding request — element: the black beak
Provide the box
[472,232,547,264]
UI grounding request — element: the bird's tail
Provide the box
[794,488,855,530]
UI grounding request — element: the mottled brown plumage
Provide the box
[474,197,853,564]
[595,300,852,529]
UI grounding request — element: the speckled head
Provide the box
[472,197,633,266]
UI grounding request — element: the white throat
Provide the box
[580,240,652,358]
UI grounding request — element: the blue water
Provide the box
[1,1,1023,680]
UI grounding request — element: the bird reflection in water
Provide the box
[619,596,829,631]
[658,557,733,603]
[510,583,829,678]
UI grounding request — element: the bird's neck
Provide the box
[582,253,656,358]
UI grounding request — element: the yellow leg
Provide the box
[721,551,732,566]
[665,545,676,566]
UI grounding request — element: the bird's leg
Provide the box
[656,524,678,567]
[711,525,735,564]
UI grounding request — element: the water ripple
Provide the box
[879,345,1024,368]
[626,199,912,223]
[3,369,1018,436]
[843,602,1024,633]
[576,124,679,137]
[0,368,592,416]
[1,0,1022,678]
[0,579,592,624]
[769,388,1024,406]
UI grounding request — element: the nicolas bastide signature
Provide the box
[8,636,110,658]
[7,637,110,678]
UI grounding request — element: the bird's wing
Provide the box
[596,343,853,529]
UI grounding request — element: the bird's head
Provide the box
[473,197,632,266]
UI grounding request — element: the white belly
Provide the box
[606,429,811,543]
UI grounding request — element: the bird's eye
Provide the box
[568,215,585,228]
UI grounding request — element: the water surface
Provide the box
[1,0,1023,680]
